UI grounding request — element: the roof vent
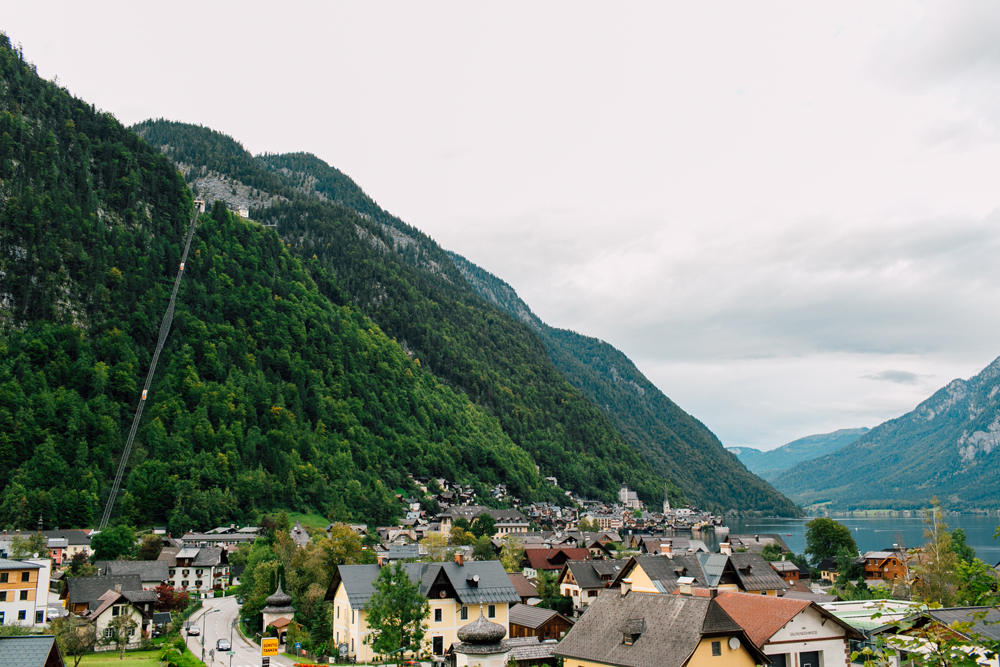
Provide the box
[467,574,480,587]
[622,618,644,645]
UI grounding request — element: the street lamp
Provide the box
[202,608,221,663]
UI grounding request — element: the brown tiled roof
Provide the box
[524,548,590,571]
[508,573,538,599]
[714,592,811,647]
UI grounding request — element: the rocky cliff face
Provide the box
[776,356,1000,510]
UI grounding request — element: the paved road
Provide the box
[186,597,297,667]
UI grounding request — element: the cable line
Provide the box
[98,204,202,531]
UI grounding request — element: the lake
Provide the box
[694,514,1000,563]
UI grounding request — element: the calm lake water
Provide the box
[694,514,1000,564]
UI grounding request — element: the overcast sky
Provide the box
[5,2,1000,451]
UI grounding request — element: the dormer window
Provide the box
[623,619,644,645]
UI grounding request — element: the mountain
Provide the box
[447,255,803,516]
[727,428,869,481]
[0,35,556,533]
[775,357,1000,510]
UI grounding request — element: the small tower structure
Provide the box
[261,578,296,644]
[452,611,509,667]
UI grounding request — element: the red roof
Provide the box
[525,548,591,571]
[714,592,810,647]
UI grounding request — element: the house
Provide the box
[46,538,68,565]
[554,587,769,667]
[611,553,787,596]
[715,591,861,667]
[523,548,590,576]
[557,560,628,611]
[38,531,92,560]
[0,635,66,667]
[768,560,800,585]
[63,574,142,615]
[869,606,1000,667]
[80,587,150,651]
[727,534,790,555]
[860,550,909,584]
[180,532,256,548]
[325,556,520,662]
[817,557,839,584]
[508,603,573,641]
[437,507,530,537]
[95,560,170,588]
[261,581,296,643]
[157,546,228,591]
[0,558,51,626]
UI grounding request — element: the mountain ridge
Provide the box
[774,356,1000,510]
[727,427,869,481]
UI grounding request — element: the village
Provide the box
[3,479,996,667]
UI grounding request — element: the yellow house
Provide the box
[554,586,768,667]
[612,553,786,597]
[325,556,521,662]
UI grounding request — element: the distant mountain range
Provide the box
[727,428,869,482]
[774,357,1000,510]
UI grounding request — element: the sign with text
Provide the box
[261,638,279,656]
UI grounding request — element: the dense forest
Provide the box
[133,120,680,509]
[448,254,803,516]
[0,36,564,532]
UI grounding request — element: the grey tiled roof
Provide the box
[332,561,520,609]
[0,636,62,667]
[623,555,709,592]
[97,559,169,581]
[123,589,159,603]
[192,547,223,567]
[928,607,1000,642]
[696,554,729,588]
[0,559,43,570]
[504,637,555,661]
[39,529,91,546]
[730,552,788,592]
[564,559,627,590]
[554,591,758,667]
[66,574,142,608]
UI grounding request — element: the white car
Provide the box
[187,625,200,636]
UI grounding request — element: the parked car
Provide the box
[217,639,231,651]
[187,625,200,636]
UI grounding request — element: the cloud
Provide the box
[862,370,922,385]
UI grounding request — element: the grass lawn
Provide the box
[78,650,162,666]
[286,511,329,531]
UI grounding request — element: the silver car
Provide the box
[216,639,232,651]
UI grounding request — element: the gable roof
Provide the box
[508,572,538,599]
[715,592,811,646]
[729,552,789,592]
[39,529,92,546]
[509,603,573,630]
[96,560,169,582]
[65,574,142,607]
[554,591,766,667]
[615,554,709,592]
[562,560,628,590]
[327,561,520,609]
[0,559,43,570]
[525,548,590,571]
[0,635,64,667]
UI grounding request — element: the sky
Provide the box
[4,2,1000,450]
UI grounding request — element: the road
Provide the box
[185,597,298,667]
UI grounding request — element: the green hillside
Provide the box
[132,120,681,508]
[0,36,551,532]
[775,358,1000,510]
[447,254,803,516]
[727,428,869,481]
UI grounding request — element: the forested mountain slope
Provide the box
[775,357,1000,510]
[447,255,802,516]
[132,119,681,508]
[0,36,551,532]
[727,428,869,481]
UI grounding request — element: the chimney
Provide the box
[455,552,465,566]
[720,542,732,556]
[620,578,632,597]
[377,555,387,567]
[709,588,718,599]
[663,543,672,556]
[114,583,122,592]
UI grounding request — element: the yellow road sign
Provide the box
[262,638,279,656]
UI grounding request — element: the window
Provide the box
[433,636,444,655]
[336,606,340,619]
[0,592,6,601]
[21,572,29,582]
[460,606,468,620]
[181,581,189,587]
[35,610,44,624]
[351,638,354,652]
[105,628,115,638]
[434,608,442,623]
[0,573,7,583]
[488,605,496,618]
[112,606,120,617]
[0,612,4,624]
[711,641,721,656]
[352,610,355,624]
[19,590,28,601]
[588,590,598,597]
[18,610,27,621]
